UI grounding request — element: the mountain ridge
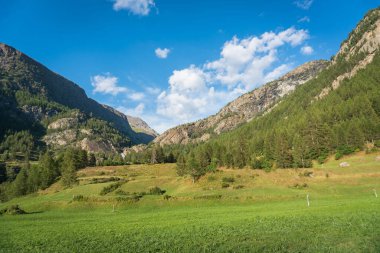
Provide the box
[154,59,329,146]
[0,43,156,152]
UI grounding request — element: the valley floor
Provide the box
[0,152,380,252]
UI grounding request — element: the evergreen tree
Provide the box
[77,149,88,169]
[187,152,204,183]
[39,151,59,189]
[88,153,96,167]
[27,166,41,193]
[0,162,6,183]
[61,148,78,187]
[12,168,28,196]
[176,153,187,176]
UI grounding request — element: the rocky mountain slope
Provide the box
[176,7,380,171]
[0,43,156,152]
[154,60,329,145]
[101,104,158,137]
[126,115,158,137]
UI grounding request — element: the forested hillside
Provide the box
[174,7,380,180]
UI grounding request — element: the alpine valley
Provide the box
[0,4,380,253]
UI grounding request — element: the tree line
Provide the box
[0,147,96,201]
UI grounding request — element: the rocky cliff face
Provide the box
[154,60,329,146]
[317,8,380,99]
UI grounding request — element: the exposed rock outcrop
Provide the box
[317,9,380,100]
[154,60,329,146]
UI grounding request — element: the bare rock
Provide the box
[48,117,78,130]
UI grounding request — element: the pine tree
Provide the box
[77,149,88,169]
[12,168,28,196]
[27,166,41,193]
[176,153,187,176]
[0,162,6,183]
[88,153,96,167]
[187,152,204,183]
[61,149,78,187]
[39,151,59,189]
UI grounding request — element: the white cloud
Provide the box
[294,0,314,10]
[113,0,155,15]
[156,27,309,127]
[146,86,161,95]
[117,103,145,117]
[206,27,308,90]
[128,92,145,101]
[91,73,127,95]
[155,48,170,59]
[298,16,310,23]
[301,45,314,55]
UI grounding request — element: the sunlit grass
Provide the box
[0,152,379,252]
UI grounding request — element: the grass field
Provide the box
[0,152,380,252]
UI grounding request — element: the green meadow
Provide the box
[1,152,380,252]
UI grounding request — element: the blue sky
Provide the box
[1,0,378,133]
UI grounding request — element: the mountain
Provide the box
[101,104,158,137]
[126,115,158,137]
[154,60,329,146]
[176,7,380,173]
[0,43,156,153]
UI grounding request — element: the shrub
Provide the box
[100,182,123,195]
[1,205,26,215]
[299,171,313,177]
[0,208,7,215]
[89,177,122,184]
[317,154,328,164]
[222,177,235,183]
[116,194,142,203]
[291,183,308,189]
[233,185,244,189]
[149,187,166,195]
[335,152,343,160]
[193,194,222,200]
[221,183,230,188]
[72,195,86,201]
[114,189,127,195]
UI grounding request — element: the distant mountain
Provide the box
[154,60,329,146]
[101,104,158,137]
[126,115,159,137]
[0,43,156,153]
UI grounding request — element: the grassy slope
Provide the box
[0,152,379,252]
